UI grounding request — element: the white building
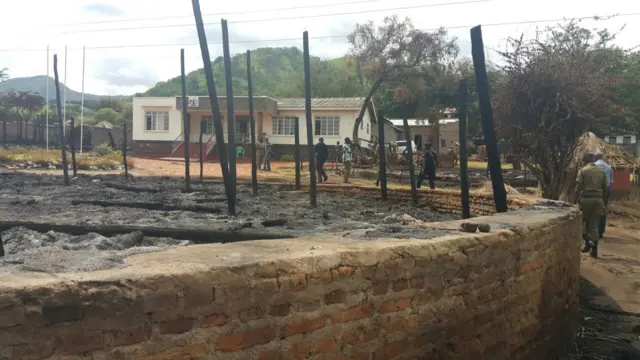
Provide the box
[132,96,375,160]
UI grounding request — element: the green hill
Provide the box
[0,75,128,103]
[142,47,365,98]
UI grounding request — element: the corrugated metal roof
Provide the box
[388,118,459,127]
[276,98,365,109]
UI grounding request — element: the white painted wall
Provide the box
[263,108,372,145]
[132,97,181,142]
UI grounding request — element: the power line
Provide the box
[49,0,385,27]
[1,12,638,53]
[57,0,490,35]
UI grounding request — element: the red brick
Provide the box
[280,275,308,291]
[270,303,291,317]
[291,343,313,360]
[109,325,151,346]
[259,349,283,360]
[373,339,410,360]
[342,330,361,345]
[183,286,215,309]
[59,331,104,355]
[363,325,380,342]
[253,279,279,293]
[378,298,411,314]
[284,317,327,337]
[360,266,376,279]
[201,313,227,327]
[373,281,388,295]
[382,260,396,270]
[239,307,264,322]
[310,270,333,283]
[337,266,355,277]
[520,259,544,273]
[158,318,194,334]
[143,292,178,313]
[410,276,425,289]
[331,304,374,323]
[392,278,409,292]
[397,258,415,271]
[325,289,346,305]
[296,300,321,312]
[216,326,277,352]
[317,338,337,353]
[382,318,405,334]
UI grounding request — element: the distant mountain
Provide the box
[141,47,365,99]
[0,75,128,102]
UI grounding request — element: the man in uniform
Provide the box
[315,137,329,182]
[342,137,354,183]
[417,142,438,189]
[594,152,613,238]
[576,153,609,258]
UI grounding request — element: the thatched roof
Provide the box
[572,132,639,169]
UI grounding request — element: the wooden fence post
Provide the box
[70,117,77,176]
[181,48,192,192]
[458,79,471,219]
[53,54,70,186]
[123,123,129,179]
[303,31,317,207]
[247,50,258,196]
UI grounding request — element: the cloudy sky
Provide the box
[1,0,639,95]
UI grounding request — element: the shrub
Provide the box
[93,143,113,156]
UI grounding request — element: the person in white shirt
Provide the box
[594,153,613,238]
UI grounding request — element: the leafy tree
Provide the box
[0,91,46,141]
[93,108,120,125]
[347,16,459,142]
[0,68,7,82]
[493,22,630,200]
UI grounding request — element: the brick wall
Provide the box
[0,202,581,360]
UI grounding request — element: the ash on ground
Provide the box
[1,227,190,273]
[0,173,458,273]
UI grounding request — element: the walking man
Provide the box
[262,138,272,171]
[594,152,613,239]
[417,143,438,189]
[315,137,329,182]
[342,137,354,183]
[576,153,608,258]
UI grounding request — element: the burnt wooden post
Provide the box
[221,18,237,203]
[303,31,317,207]
[191,0,234,214]
[122,123,129,179]
[458,79,471,219]
[181,49,192,192]
[69,117,77,176]
[199,119,204,182]
[246,50,258,196]
[377,118,387,200]
[53,54,70,186]
[2,121,6,147]
[294,117,301,190]
[401,104,418,205]
[0,233,4,257]
[471,25,507,213]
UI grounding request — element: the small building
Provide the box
[602,134,640,156]
[387,118,459,154]
[131,96,375,160]
[374,117,403,144]
[94,120,114,129]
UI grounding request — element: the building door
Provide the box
[235,115,250,141]
[414,135,423,151]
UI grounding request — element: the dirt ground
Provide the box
[563,201,640,359]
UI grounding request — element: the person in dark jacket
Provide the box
[417,143,438,189]
[315,137,329,182]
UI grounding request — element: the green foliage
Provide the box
[280,154,294,161]
[93,143,114,156]
[93,108,120,125]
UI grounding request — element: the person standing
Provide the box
[262,138,272,171]
[594,152,613,239]
[576,153,608,258]
[342,137,354,183]
[417,143,438,189]
[315,137,329,182]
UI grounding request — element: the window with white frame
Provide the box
[314,116,340,136]
[145,111,169,131]
[202,116,214,133]
[272,116,297,135]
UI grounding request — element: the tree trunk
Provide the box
[352,77,384,143]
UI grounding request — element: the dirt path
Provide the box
[565,203,640,359]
